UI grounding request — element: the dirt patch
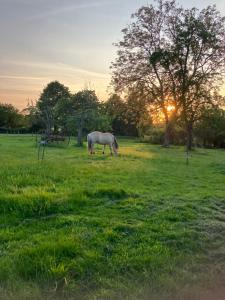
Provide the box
[196,288,225,300]
[166,287,225,300]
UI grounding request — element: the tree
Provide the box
[105,92,152,137]
[166,5,225,149]
[125,89,152,137]
[195,106,225,148]
[111,1,179,145]
[37,81,71,134]
[69,89,110,146]
[104,94,127,135]
[22,101,44,132]
[0,103,22,129]
[111,0,225,149]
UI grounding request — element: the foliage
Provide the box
[105,92,152,137]
[22,102,44,133]
[35,84,111,144]
[195,106,225,148]
[0,103,24,130]
[141,124,187,146]
[167,5,225,149]
[104,94,127,135]
[111,0,180,145]
[111,0,225,149]
[140,127,164,144]
[125,89,152,137]
[36,81,71,134]
[69,89,111,146]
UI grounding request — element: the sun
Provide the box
[166,105,175,112]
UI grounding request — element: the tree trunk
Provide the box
[186,123,193,151]
[162,107,174,147]
[77,126,83,146]
[163,118,171,147]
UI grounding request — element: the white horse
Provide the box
[87,131,119,155]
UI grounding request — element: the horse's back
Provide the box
[88,131,114,144]
[99,133,114,144]
[88,131,100,140]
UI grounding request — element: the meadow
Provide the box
[0,135,225,300]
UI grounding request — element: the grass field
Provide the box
[0,135,225,300]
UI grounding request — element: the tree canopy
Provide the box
[111,0,225,149]
[37,81,71,134]
[0,103,22,129]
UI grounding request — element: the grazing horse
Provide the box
[87,131,119,155]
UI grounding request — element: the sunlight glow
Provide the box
[166,105,175,112]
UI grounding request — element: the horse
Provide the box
[87,131,119,155]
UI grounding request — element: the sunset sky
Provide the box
[1,0,225,110]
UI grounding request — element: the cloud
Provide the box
[0,75,48,81]
[0,59,111,108]
[27,1,111,21]
[2,59,110,79]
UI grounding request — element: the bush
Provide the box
[195,107,225,148]
[140,127,164,144]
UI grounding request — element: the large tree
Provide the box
[111,0,179,145]
[111,0,225,149]
[166,5,225,149]
[37,81,71,134]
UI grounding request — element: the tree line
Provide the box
[1,79,225,148]
[0,81,152,146]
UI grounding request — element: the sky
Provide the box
[0,0,225,110]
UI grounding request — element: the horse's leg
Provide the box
[92,143,95,154]
[109,144,113,155]
[89,142,92,154]
[102,145,106,154]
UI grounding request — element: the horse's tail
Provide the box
[114,136,119,149]
[87,135,92,152]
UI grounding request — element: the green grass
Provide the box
[0,134,225,299]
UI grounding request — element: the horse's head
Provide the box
[113,147,118,155]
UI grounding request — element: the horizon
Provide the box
[1,0,225,110]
